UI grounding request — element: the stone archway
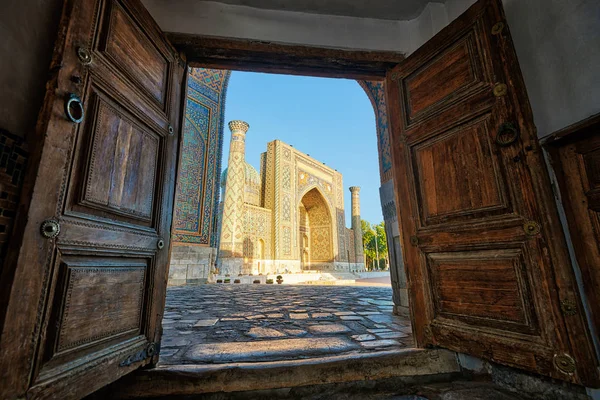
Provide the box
[299,188,334,269]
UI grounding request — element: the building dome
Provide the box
[221,162,261,206]
[221,162,260,188]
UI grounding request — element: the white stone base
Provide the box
[168,245,216,286]
[218,257,245,277]
[215,258,367,278]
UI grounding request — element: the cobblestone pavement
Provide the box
[159,284,413,365]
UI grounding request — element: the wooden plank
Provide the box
[168,33,404,80]
[543,112,600,356]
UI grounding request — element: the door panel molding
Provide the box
[0,0,185,398]
[386,0,599,386]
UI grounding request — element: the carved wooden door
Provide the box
[386,0,599,386]
[0,0,185,398]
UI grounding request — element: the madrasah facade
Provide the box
[217,120,365,275]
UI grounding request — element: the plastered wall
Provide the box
[502,0,600,137]
[0,0,63,139]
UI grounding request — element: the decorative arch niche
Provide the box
[299,188,334,266]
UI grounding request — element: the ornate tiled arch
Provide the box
[172,68,231,246]
[356,80,392,184]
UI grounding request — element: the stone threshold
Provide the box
[98,348,462,399]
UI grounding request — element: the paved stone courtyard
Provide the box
[159,284,413,365]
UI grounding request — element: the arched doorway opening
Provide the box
[298,188,333,270]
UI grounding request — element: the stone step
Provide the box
[96,349,462,399]
[185,337,359,363]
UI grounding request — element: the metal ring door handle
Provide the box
[495,122,519,147]
[65,93,84,124]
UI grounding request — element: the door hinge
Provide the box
[120,342,160,367]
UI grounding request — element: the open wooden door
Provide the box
[0,0,185,398]
[386,0,599,387]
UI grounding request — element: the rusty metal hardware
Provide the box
[554,353,576,374]
[65,93,84,124]
[561,299,577,316]
[523,221,541,236]
[120,342,160,367]
[495,122,520,147]
[410,236,419,247]
[157,239,165,249]
[77,47,92,65]
[391,72,401,81]
[491,21,505,35]
[493,83,508,97]
[423,325,433,339]
[40,219,60,239]
[168,125,174,135]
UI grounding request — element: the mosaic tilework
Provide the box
[297,169,333,204]
[282,226,291,256]
[357,81,392,183]
[336,208,347,261]
[173,68,231,245]
[243,204,271,259]
[282,194,291,222]
[173,102,208,233]
[282,165,291,191]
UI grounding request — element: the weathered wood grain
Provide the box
[386,0,599,387]
[0,0,185,398]
[169,33,404,80]
[544,112,600,360]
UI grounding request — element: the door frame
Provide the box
[166,20,598,388]
[166,33,404,80]
[168,28,598,386]
[2,2,598,398]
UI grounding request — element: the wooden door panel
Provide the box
[579,138,600,211]
[387,0,598,386]
[99,0,170,109]
[0,0,185,398]
[544,115,600,371]
[413,115,509,225]
[80,91,159,223]
[49,257,147,356]
[404,30,485,123]
[427,247,537,333]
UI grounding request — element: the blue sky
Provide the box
[222,71,383,225]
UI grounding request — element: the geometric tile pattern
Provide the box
[300,188,333,262]
[357,81,392,183]
[172,68,231,245]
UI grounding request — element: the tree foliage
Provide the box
[361,220,388,270]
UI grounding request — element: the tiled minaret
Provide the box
[218,120,250,275]
[349,186,364,263]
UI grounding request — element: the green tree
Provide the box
[374,222,388,270]
[361,220,388,271]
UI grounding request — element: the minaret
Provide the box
[218,120,250,275]
[349,186,364,263]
